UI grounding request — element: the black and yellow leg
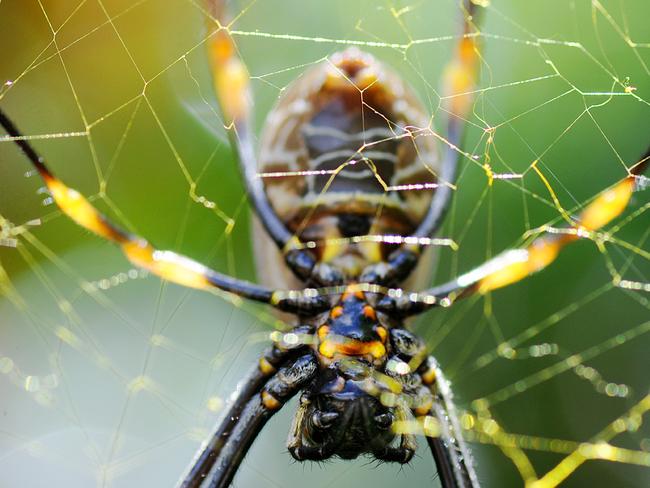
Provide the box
[426,145,649,305]
[418,356,479,488]
[381,145,650,315]
[178,326,312,488]
[0,109,330,313]
[204,354,318,488]
[0,109,270,299]
[204,0,320,282]
[360,0,484,286]
[412,0,481,240]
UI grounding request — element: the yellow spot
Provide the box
[421,367,437,385]
[322,239,344,263]
[478,239,561,294]
[330,306,344,319]
[282,235,303,254]
[45,177,117,241]
[209,31,250,123]
[259,357,276,375]
[362,305,376,320]
[376,326,387,343]
[368,341,386,359]
[318,325,330,340]
[359,241,382,263]
[319,340,338,358]
[122,242,211,290]
[579,178,634,231]
[270,291,282,305]
[261,390,281,410]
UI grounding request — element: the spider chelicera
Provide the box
[1,1,648,487]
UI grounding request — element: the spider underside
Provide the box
[1,1,648,488]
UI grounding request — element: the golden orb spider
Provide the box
[1,1,648,488]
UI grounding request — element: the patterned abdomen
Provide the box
[258,48,440,277]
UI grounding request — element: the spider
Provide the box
[1,1,648,487]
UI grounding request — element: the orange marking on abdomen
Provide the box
[362,305,376,320]
[319,338,386,359]
[341,285,364,301]
[330,306,344,319]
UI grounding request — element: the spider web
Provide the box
[1,1,649,487]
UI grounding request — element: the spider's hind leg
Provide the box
[178,325,313,488]
[418,356,479,488]
[206,353,319,488]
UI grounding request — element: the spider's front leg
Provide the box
[178,325,314,488]
[377,144,650,318]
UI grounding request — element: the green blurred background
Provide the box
[1,1,649,487]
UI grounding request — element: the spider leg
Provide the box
[361,0,484,285]
[0,109,329,313]
[380,145,650,316]
[178,325,313,488]
[412,0,482,240]
[204,0,318,281]
[419,356,480,488]
[286,392,338,461]
[205,353,319,488]
[386,328,476,484]
[373,403,418,464]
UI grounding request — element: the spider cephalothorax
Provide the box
[287,287,431,463]
[2,1,647,487]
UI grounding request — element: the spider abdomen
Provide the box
[258,48,440,278]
